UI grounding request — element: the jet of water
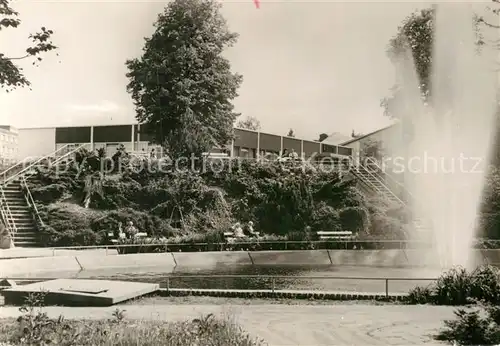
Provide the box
[389,4,497,269]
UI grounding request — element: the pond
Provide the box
[80,264,441,294]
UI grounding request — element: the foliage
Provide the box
[0,292,264,346]
[27,146,409,247]
[286,128,295,137]
[236,116,261,131]
[0,0,57,91]
[125,0,242,157]
[436,304,500,345]
[407,265,500,305]
[381,6,486,118]
[479,166,500,239]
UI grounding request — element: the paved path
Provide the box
[0,304,455,345]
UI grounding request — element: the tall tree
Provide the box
[0,0,57,91]
[236,116,261,131]
[126,0,242,157]
[382,5,491,118]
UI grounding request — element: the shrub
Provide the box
[0,293,265,346]
[407,286,433,304]
[436,306,500,345]
[91,208,175,238]
[407,265,500,306]
[433,267,473,305]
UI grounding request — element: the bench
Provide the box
[108,231,148,244]
[317,231,355,240]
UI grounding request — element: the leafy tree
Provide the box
[287,128,295,137]
[0,0,57,91]
[126,0,242,158]
[381,8,434,118]
[381,5,490,118]
[236,116,261,131]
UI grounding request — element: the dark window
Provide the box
[55,127,91,144]
[93,125,132,143]
[321,144,337,153]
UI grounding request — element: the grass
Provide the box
[0,293,265,346]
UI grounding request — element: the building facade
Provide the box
[17,124,353,160]
[0,126,19,167]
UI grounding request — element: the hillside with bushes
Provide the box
[23,149,409,247]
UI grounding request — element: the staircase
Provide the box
[352,164,403,205]
[2,180,38,247]
[0,143,90,247]
[351,161,431,237]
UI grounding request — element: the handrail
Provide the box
[0,144,72,182]
[355,162,406,206]
[20,175,44,228]
[1,143,90,187]
[363,156,415,201]
[0,186,17,236]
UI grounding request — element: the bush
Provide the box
[407,265,500,305]
[0,293,264,346]
[91,208,175,239]
[436,305,500,345]
[30,154,406,247]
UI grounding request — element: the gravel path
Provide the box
[0,303,455,345]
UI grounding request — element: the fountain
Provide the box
[388,4,497,269]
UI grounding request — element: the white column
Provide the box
[280,136,284,155]
[90,126,94,151]
[300,140,304,157]
[131,125,135,152]
[230,138,234,157]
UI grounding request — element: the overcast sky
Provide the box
[1,0,432,139]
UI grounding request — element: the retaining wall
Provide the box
[75,253,176,271]
[248,250,332,265]
[172,251,252,268]
[0,256,81,278]
[3,249,500,278]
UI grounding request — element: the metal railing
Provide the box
[0,186,17,236]
[354,162,405,206]
[0,144,89,237]
[7,238,498,256]
[4,275,438,298]
[0,143,90,185]
[0,144,72,182]
[20,175,44,228]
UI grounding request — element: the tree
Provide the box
[318,133,328,142]
[0,0,57,91]
[236,116,261,131]
[381,5,490,118]
[287,128,295,137]
[381,8,434,118]
[126,0,242,158]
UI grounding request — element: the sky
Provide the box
[0,0,431,140]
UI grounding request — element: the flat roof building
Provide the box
[16,124,353,160]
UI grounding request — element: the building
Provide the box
[0,126,19,167]
[339,123,399,162]
[16,124,353,160]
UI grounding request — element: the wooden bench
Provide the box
[108,231,148,244]
[317,231,355,240]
